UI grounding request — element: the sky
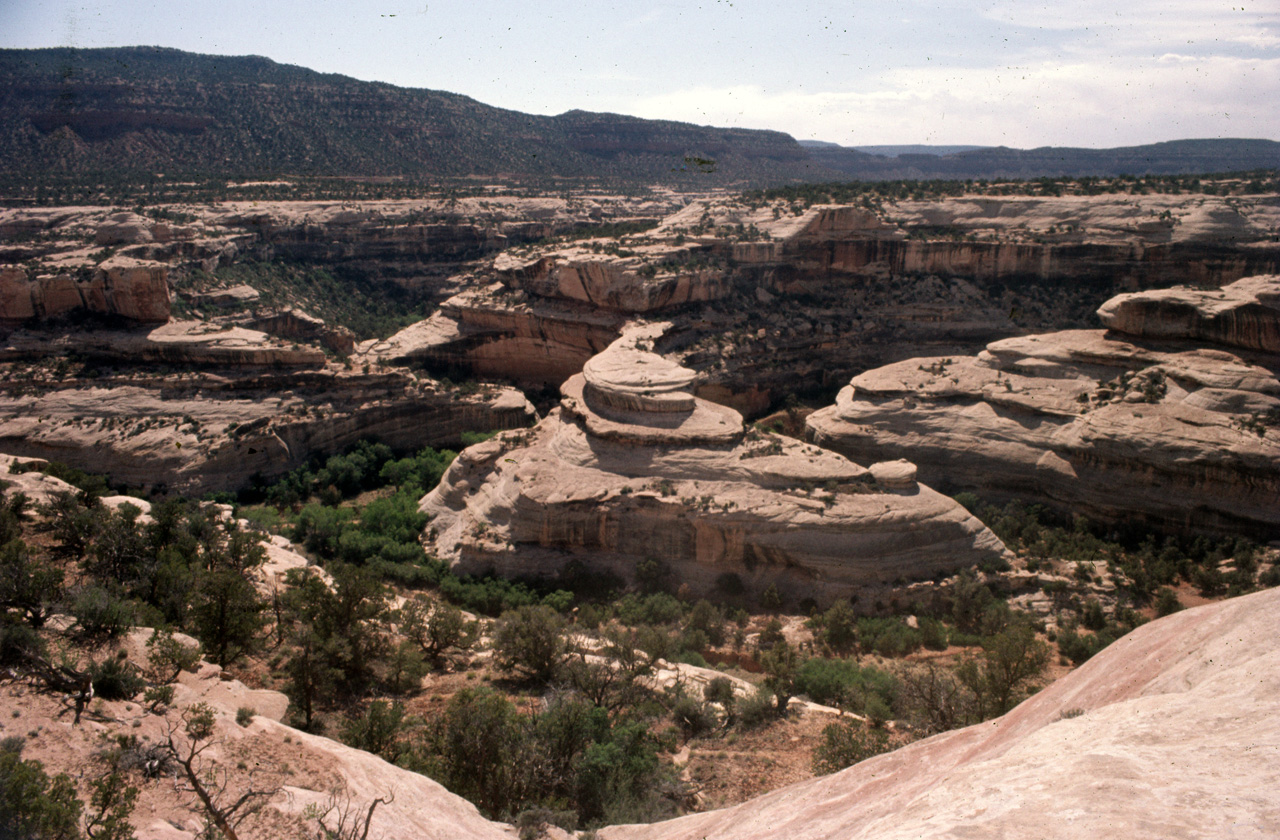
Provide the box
[1,0,1277,148]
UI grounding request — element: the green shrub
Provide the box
[0,621,45,667]
[856,617,922,657]
[70,586,134,640]
[88,657,146,701]
[794,658,898,714]
[811,720,891,774]
[493,605,568,685]
[1057,628,1115,664]
[0,746,83,840]
[614,593,683,627]
[735,686,777,729]
[341,700,406,763]
[670,694,716,740]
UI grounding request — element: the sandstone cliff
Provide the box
[0,259,171,323]
[419,331,1007,605]
[0,322,536,494]
[807,276,1280,537]
[386,191,1280,414]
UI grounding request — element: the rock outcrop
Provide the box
[605,585,1280,840]
[1098,273,1280,353]
[0,259,171,324]
[807,276,1280,537]
[494,243,734,313]
[385,191,1280,413]
[419,330,1008,605]
[0,324,536,494]
[362,283,626,387]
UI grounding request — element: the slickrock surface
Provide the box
[419,332,1007,604]
[807,276,1280,537]
[604,585,1280,840]
[1098,273,1280,353]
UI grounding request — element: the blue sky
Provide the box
[2,0,1277,147]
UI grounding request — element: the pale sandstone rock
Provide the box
[420,334,1007,605]
[362,284,625,386]
[1099,274,1280,353]
[0,260,170,323]
[808,279,1280,537]
[496,246,733,313]
[94,212,155,245]
[604,586,1280,840]
[187,284,260,306]
[0,452,77,505]
[246,307,356,356]
[0,376,534,495]
[0,324,536,493]
[397,193,1280,406]
[5,643,509,840]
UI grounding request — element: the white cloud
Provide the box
[621,54,1280,147]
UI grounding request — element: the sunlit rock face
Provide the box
[0,259,171,324]
[808,276,1280,537]
[419,329,1008,605]
[376,192,1280,412]
[0,321,536,495]
[1097,273,1280,353]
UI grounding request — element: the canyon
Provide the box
[371,190,1280,413]
[1,177,1278,840]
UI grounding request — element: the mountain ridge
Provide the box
[1,46,1277,187]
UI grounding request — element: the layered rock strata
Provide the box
[388,191,1280,413]
[0,259,170,323]
[807,276,1280,537]
[1098,273,1280,353]
[419,332,1007,604]
[360,283,627,387]
[0,324,535,494]
[606,585,1280,840]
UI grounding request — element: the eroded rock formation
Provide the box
[381,191,1280,413]
[0,322,535,494]
[419,330,1007,605]
[0,259,171,323]
[807,276,1280,537]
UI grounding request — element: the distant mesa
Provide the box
[1,47,1278,184]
